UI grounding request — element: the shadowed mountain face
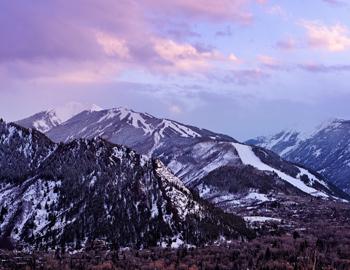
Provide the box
[0,120,253,250]
[16,108,350,212]
[247,119,350,194]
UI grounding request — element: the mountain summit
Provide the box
[16,102,102,133]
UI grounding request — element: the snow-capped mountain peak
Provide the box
[310,117,344,135]
[96,107,155,134]
[93,107,202,139]
[16,102,103,133]
[89,103,103,112]
[44,106,236,162]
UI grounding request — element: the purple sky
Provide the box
[1,0,350,140]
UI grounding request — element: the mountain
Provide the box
[16,102,102,133]
[46,107,236,183]
[245,130,304,157]
[0,120,253,250]
[246,119,350,193]
[32,107,349,211]
[46,107,235,155]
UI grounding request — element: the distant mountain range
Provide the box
[0,120,252,250]
[3,104,349,249]
[15,105,349,210]
[246,119,350,194]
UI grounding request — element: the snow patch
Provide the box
[244,192,270,202]
[232,143,329,198]
[244,216,281,223]
[158,120,201,138]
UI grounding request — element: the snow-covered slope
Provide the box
[232,143,329,198]
[16,102,102,133]
[247,119,350,193]
[0,120,251,249]
[196,142,349,211]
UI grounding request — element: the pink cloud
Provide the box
[96,32,130,59]
[257,55,289,71]
[152,38,219,73]
[0,0,259,84]
[256,0,268,4]
[149,39,241,74]
[301,20,350,52]
[258,55,279,66]
[228,53,241,63]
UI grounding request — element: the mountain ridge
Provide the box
[15,107,349,209]
[246,118,350,193]
[0,120,252,250]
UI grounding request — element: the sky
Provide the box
[1,0,350,140]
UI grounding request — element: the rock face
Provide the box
[0,121,252,250]
[246,119,350,193]
[16,108,349,211]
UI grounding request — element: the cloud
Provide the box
[150,39,242,74]
[215,27,233,37]
[276,38,297,51]
[220,69,270,85]
[96,32,130,59]
[1,59,122,84]
[0,0,259,84]
[266,5,287,19]
[168,104,183,114]
[301,20,350,52]
[228,53,241,63]
[322,0,347,6]
[142,0,254,24]
[258,55,279,66]
[299,63,350,73]
[152,38,220,73]
[256,0,268,4]
[257,55,290,71]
